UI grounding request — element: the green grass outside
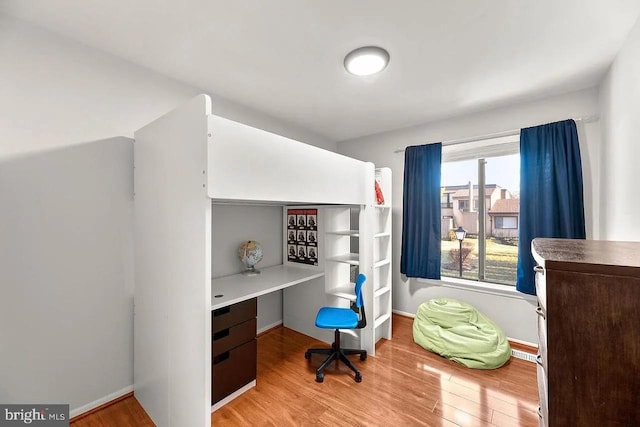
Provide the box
[441,237,518,285]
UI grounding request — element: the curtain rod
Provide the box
[393,115,599,154]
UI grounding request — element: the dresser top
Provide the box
[532,238,640,274]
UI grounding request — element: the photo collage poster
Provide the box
[286,208,318,265]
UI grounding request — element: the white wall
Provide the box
[0,15,198,159]
[338,88,601,343]
[211,204,284,332]
[0,138,133,413]
[599,17,640,241]
[0,14,335,159]
[0,15,335,415]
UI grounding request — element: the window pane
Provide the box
[484,154,519,286]
[495,216,517,229]
[441,153,519,286]
[441,159,478,281]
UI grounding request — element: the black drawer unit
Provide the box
[212,298,257,405]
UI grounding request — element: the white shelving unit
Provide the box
[372,168,393,344]
[323,205,364,300]
[316,167,393,356]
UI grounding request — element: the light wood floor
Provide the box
[72,314,539,426]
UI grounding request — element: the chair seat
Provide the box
[315,307,358,329]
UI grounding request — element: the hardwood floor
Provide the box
[73,314,538,426]
[70,393,154,426]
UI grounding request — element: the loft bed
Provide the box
[133,94,376,427]
[208,114,372,205]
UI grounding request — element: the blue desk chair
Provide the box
[304,273,367,383]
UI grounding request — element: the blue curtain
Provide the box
[517,119,586,295]
[401,143,442,279]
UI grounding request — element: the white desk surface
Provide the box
[211,264,324,311]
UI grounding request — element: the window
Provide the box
[495,216,518,229]
[440,137,520,286]
[441,192,452,209]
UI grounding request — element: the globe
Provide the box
[238,240,263,275]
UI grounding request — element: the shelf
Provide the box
[326,230,360,237]
[327,284,356,300]
[211,264,324,310]
[327,253,360,265]
[374,259,391,268]
[374,232,391,238]
[374,286,391,298]
[374,312,392,328]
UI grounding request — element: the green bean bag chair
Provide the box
[412,298,511,369]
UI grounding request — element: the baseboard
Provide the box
[257,320,282,336]
[392,309,415,318]
[69,385,134,420]
[211,380,256,413]
[508,337,538,351]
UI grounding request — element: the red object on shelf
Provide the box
[375,180,385,205]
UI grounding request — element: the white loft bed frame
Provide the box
[133,94,375,427]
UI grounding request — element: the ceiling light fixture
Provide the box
[344,46,390,76]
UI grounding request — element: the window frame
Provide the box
[440,135,520,287]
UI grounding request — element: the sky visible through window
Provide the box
[442,154,520,192]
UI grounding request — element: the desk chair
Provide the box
[304,273,367,383]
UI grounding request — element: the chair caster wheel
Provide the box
[304,351,311,360]
[355,373,362,383]
[360,352,367,361]
[316,373,324,383]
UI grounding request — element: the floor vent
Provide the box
[511,349,537,363]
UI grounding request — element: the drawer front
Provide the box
[212,298,257,333]
[536,305,547,369]
[212,339,257,404]
[536,355,548,427]
[212,318,256,357]
[534,268,546,314]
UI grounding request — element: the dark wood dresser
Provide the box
[532,238,640,427]
[212,298,257,405]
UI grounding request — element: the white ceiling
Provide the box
[2,1,640,141]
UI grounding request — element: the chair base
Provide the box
[304,329,367,383]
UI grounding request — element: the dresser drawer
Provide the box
[536,355,548,427]
[534,267,546,313]
[212,318,256,357]
[212,298,257,333]
[212,339,257,404]
[536,305,547,369]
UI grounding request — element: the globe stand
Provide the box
[241,265,261,276]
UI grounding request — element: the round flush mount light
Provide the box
[344,46,390,76]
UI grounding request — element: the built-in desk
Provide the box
[211,264,324,310]
[210,264,324,410]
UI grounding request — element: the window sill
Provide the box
[416,277,537,302]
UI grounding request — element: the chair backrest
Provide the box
[354,273,367,329]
